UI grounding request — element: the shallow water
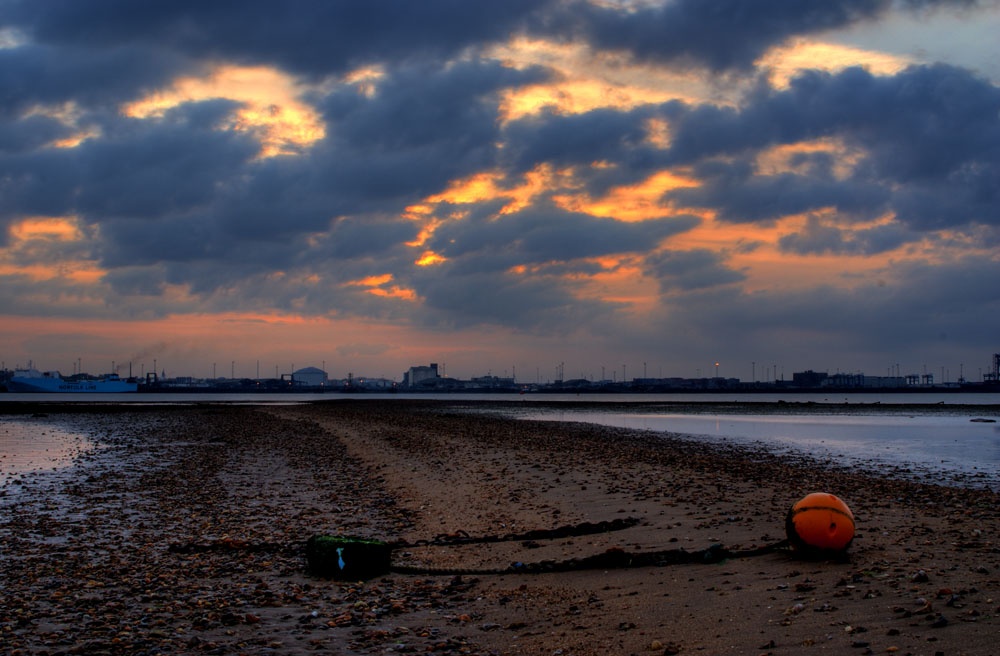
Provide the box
[3,391,1000,404]
[0,418,93,487]
[522,409,1000,490]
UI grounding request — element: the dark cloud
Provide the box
[630,253,1000,376]
[322,217,420,260]
[411,266,622,332]
[537,0,983,72]
[658,64,1000,233]
[0,100,254,218]
[2,0,551,77]
[97,215,226,269]
[544,0,883,72]
[502,106,657,174]
[312,59,546,203]
[325,60,548,152]
[778,215,912,255]
[670,159,892,223]
[75,101,259,222]
[0,114,72,154]
[0,43,189,116]
[890,162,1000,230]
[645,249,745,292]
[427,202,696,271]
[783,64,1000,185]
[6,0,980,82]
[0,148,81,230]
[397,202,700,328]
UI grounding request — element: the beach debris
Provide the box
[305,535,393,580]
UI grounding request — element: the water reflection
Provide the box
[0,419,92,483]
[523,410,1000,489]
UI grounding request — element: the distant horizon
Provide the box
[7,351,998,386]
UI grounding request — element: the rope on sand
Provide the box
[303,518,796,580]
[391,516,641,548]
[386,540,792,578]
[170,509,846,581]
[166,517,639,558]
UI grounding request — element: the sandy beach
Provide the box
[1,400,997,655]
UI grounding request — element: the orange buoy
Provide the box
[785,492,855,556]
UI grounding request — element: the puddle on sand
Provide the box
[1,418,95,492]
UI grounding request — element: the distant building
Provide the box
[469,374,517,390]
[793,370,828,387]
[339,376,396,391]
[861,375,907,389]
[402,363,441,388]
[293,366,328,387]
[824,373,864,388]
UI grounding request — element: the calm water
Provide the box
[0,418,93,487]
[520,408,1000,489]
[3,392,998,490]
[2,391,1000,404]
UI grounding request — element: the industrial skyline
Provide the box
[4,351,998,390]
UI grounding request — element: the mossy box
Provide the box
[305,535,392,580]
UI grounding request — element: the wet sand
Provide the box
[1,400,997,655]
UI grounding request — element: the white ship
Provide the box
[6,367,138,393]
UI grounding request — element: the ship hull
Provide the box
[7,377,137,393]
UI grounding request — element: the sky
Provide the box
[1,0,999,384]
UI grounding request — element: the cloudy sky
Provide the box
[2,0,998,383]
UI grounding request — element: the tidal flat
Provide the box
[1,400,997,655]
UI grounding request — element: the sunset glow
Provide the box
[123,65,325,157]
[494,37,713,121]
[556,170,701,221]
[759,38,911,87]
[10,217,83,241]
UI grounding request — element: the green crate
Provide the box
[305,535,392,579]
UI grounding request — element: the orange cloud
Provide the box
[663,207,922,295]
[426,171,505,205]
[123,64,325,157]
[759,39,910,88]
[343,273,417,301]
[410,165,580,252]
[1,216,104,283]
[490,37,716,121]
[10,216,83,241]
[415,251,447,266]
[570,255,661,316]
[346,274,394,288]
[555,169,701,222]
[368,286,417,301]
[427,164,578,216]
[343,65,386,98]
[755,138,864,179]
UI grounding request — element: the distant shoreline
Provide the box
[2,396,999,416]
